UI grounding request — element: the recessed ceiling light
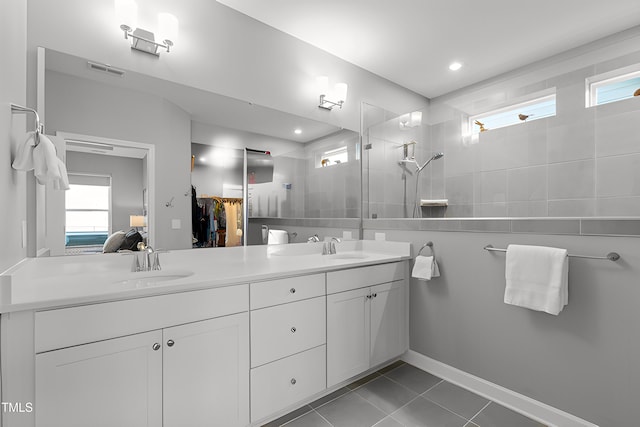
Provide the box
[294,128,302,135]
[449,62,463,71]
[199,157,206,162]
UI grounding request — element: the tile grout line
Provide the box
[465,400,492,426]
[312,408,335,427]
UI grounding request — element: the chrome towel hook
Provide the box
[11,103,43,145]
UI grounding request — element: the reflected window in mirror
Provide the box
[65,175,111,254]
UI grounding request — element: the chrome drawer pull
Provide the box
[291,327,297,333]
[290,288,296,294]
[152,343,161,351]
[290,378,297,385]
[167,339,175,347]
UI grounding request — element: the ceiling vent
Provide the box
[87,61,125,77]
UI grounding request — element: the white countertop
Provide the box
[0,240,410,313]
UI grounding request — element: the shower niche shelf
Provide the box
[420,199,448,207]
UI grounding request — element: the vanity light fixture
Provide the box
[115,0,179,56]
[317,76,348,110]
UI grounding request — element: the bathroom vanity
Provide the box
[0,240,410,427]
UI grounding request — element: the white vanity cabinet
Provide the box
[249,273,327,422]
[34,285,250,427]
[326,262,408,387]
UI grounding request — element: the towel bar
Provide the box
[417,241,435,257]
[10,103,43,145]
[483,245,620,262]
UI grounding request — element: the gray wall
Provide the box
[0,0,27,272]
[45,71,192,250]
[66,152,144,234]
[364,225,640,426]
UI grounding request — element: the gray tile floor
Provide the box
[263,361,547,427]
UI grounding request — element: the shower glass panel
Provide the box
[362,103,443,219]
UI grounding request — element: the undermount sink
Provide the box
[116,270,194,287]
[327,252,369,260]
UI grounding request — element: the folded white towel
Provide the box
[412,255,440,281]
[504,244,568,315]
[13,133,69,190]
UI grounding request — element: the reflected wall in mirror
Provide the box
[365,41,640,219]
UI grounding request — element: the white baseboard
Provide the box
[402,350,598,427]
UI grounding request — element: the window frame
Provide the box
[587,66,640,107]
[65,175,113,246]
[468,93,556,135]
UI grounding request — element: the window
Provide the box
[65,176,111,247]
[318,146,348,168]
[469,94,556,135]
[588,68,640,107]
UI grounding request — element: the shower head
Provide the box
[416,152,444,172]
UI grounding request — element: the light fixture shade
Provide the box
[334,83,348,103]
[158,12,179,42]
[130,215,146,227]
[410,111,422,127]
[115,0,138,27]
[316,76,329,95]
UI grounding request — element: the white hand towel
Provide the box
[504,244,568,315]
[412,255,440,281]
[32,134,61,185]
[11,131,37,171]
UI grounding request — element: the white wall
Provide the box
[45,71,191,250]
[0,0,27,272]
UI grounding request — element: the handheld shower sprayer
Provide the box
[416,152,444,172]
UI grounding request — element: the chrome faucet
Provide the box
[330,237,341,255]
[322,237,341,255]
[307,234,320,243]
[131,242,162,272]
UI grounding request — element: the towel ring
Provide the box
[417,241,435,257]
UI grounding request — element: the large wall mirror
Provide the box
[40,47,360,255]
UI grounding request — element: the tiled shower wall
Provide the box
[366,29,640,218]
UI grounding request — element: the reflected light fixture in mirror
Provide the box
[129,215,146,232]
[115,0,179,56]
[399,111,422,129]
[317,76,348,110]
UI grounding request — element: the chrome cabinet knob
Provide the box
[372,293,377,298]
[290,378,297,385]
[291,327,297,333]
[152,343,161,351]
[167,339,175,347]
[290,288,296,294]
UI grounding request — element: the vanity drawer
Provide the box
[251,345,326,422]
[250,273,325,309]
[327,261,405,294]
[35,284,249,353]
[251,296,326,367]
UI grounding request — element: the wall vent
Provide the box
[87,61,125,77]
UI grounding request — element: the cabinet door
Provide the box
[370,281,408,367]
[326,287,371,387]
[163,312,249,427]
[36,330,163,427]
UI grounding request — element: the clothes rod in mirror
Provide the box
[483,245,620,262]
